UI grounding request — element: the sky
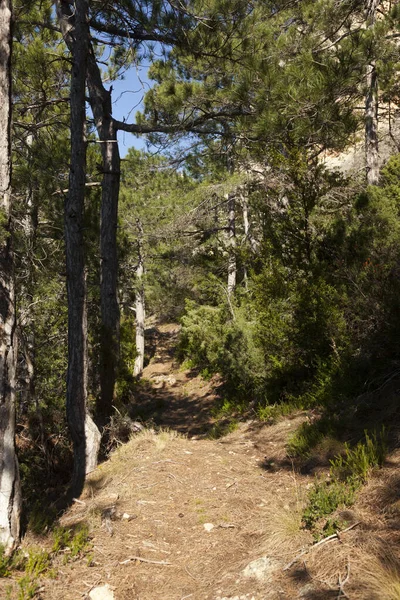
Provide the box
[104,62,154,158]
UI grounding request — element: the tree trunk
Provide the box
[98,116,121,421]
[0,0,21,553]
[241,189,258,288]
[227,193,236,297]
[365,0,380,185]
[84,41,121,423]
[57,1,121,425]
[58,0,100,495]
[133,220,145,377]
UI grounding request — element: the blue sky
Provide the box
[105,64,153,157]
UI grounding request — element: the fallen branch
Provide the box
[283,522,361,571]
[120,555,172,566]
[337,561,351,599]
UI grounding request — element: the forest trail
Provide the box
[4,324,400,600]
[129,323,223,437]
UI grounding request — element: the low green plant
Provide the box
[52,526,71,554]
[302,478,357,535]
[0,545,12,577]
[303,428,386,538]
[15,575,39,600]
[287,416,337,458]
[257,399,302,423]
[69,525,91,558]
[330,429,386,483]
[25,549,51,577]
[52,524,91,559]
[211,397,246,419]
[208,419,238,439]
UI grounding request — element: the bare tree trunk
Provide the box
[56,0,121,426]
[0,0,21,553]
[58,0,100,495]
[241,189,258,288]
[227,194,236,297]
[365,0,380,185]
[133,220,145,377]
[84,40,121,423]
[98,115,120,421]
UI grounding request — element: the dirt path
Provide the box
[129,323,224,437]
[4,324,400,600]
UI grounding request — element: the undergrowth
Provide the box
[302,429,386,539]
[1,524,91,599]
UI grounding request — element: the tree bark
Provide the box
[365,0,380,185]
[98,113,121,422]
[86,34,121,423]
[57,0,101,495]
[227,193,236,297]
[241,189,258,288]
[0,0,21,553]
[57,1,122,424]
[133,219,145,377]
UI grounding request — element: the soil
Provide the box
[3,324,400,600]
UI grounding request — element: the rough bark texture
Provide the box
[227,194,236,297]
[133,220,145,377]
[57,0,101,495]
[57,0,121,425]
[241,189,258,289]
[86,37,121,423]
[0,0,21,553]
[98,116,120,421]
[365,0,380,185]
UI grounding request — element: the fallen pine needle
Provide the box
[283,522,361,571]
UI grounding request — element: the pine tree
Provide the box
[0,0,21,553]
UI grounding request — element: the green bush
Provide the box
[302,428,387,538]
[179,300,266,403]
[330,429,386,484]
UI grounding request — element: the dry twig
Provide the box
[283,523,360,571]
[119,555,172,566]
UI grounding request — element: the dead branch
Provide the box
[283,522,361,571]
[119,555,172,566]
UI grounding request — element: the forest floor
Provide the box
[3,324,400,600]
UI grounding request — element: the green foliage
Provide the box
[0,545,13,578]
[287,417,338,458]
[24,550,51,577]
[208,419,239,439]
[14,575,39,600]
[302,429,386,538]
[52,524,91,559]
[179,299,266,403]
[257,399,303,423]
[330,430,386,484]
[303,478,357,536]
[0,546,51,600]
[115,315,138,403]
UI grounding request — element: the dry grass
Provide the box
[263,488,311,558]
[356,551,400,600]
[3,326,400,600]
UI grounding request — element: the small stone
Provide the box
[298,584,315,598]
[203,523,214,532]
[242,556,277,581]
[89,584,115,600]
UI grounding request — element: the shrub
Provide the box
[302,428,386,538]
[179,300,266,403]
